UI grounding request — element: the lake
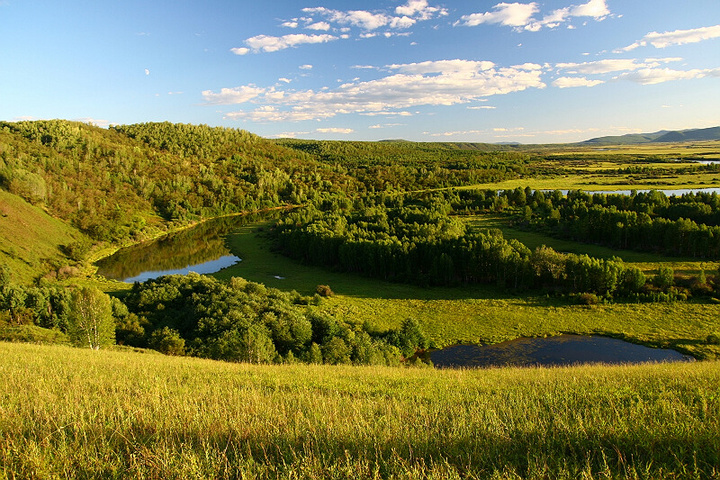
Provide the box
[429,334,694,368]
[96,213,274,282]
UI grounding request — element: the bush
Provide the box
[707,334,720,345]
[577,293,599,306]
[148,327,185,355]
[316,285,334,297]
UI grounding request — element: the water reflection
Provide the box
[96,213,274,282]
[429,335,694,368]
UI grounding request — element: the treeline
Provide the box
[270,194,671,299]
[277,139,532,191]
[468,187,720,259]
[0,120,357,243]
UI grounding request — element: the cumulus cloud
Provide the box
[306,21,331,31]
[234,33,338,54]
[618,24,720,52]
[457,2,539,28]
[552,76,604,88]
[316,127,354,134]
[456,0,610,31]
[395,0,448,20]
[210,59,546,123]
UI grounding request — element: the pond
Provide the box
[429,334,694,368]
[96,212,275,282]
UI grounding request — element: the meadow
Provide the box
[1,341,718,479]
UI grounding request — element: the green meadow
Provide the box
[1,342,718,479]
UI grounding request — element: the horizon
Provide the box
[1,1,719,144]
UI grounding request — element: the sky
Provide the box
[1,0,719,143]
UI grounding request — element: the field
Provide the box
[1,341,718,479]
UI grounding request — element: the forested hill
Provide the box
[275,138,530,190]
[0,120,357,245]
[582,126,720,145]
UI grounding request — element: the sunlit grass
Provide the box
[1,342,718,479]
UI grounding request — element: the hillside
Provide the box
[2,341,718,479]
[0,189,83,284]
[583,126,720,145]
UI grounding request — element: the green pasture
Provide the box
[2,342,718,479]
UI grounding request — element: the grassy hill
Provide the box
[1,341,718,479]
[0,189,84,284]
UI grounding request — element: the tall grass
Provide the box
[1,342,718,479]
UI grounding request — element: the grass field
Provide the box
[213,223,720,360]
[1,342,718,479]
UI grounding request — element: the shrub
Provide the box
[148,327,185,356]
[316,284,334,297]
[577,293,599,306]
[707,334,720,345]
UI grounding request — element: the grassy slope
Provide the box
[215,223,720,359]
[0,189,83,284]
[2,342,718,479]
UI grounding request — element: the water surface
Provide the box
[96,213,271,282]
[430,334,693,368]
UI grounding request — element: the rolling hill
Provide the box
[582,126,720,145]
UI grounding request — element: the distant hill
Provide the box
[582,126,720,145]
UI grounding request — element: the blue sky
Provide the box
[1,0,719,143]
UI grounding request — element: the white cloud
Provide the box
[556,59,647,74]
[144,68,150,75]
[306,21,331,31]
[214,59,546,123]
[556,57,682,75]
[201,85,267,105]
[299,64,313,70]
[396,0,448,20]
[234,33,338,54]
[316,127,354,134]
[281,21,299,28]
[457,0,610,31]
[569,0,610,18]
[467,106,497,109]
[615,67,720,85]
[552,76,604,88]
[457,2,539,28]
[618,24,720,52]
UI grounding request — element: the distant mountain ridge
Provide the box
[582,126,720,145]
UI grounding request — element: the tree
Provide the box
[148,327,185,355]
[67,286,115,350]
